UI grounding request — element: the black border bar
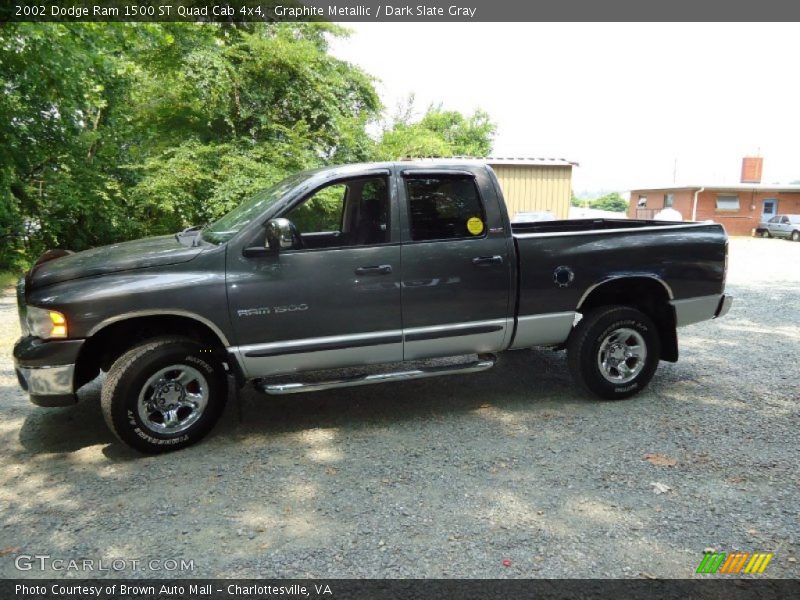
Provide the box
[4,0,800,22]
[3,579,800,600]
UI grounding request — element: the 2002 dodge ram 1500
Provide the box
[14,161,733,452]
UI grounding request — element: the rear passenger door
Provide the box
[399,168,513,360]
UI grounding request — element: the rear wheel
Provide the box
[101,337,227,453]
[568,306,661,399]
[792,230,800,242]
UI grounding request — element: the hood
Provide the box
[28,235,206,289]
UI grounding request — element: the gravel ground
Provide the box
[0,237,798,579]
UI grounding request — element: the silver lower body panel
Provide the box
[509,312,576,349]
[671,294,731,327]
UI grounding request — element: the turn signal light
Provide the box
[50,311,67,338]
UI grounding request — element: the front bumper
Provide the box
[13,336,84,407]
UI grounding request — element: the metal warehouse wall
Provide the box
[490,165,572,220]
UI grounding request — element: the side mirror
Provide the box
[265,218,301,252]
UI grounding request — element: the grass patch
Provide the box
[0,271,21,289]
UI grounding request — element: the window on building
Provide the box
[405,175,486,242]
[664,193,674,208]
[637,195,647,208]
[715,195,740,211]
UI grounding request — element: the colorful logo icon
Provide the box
[696,551,773,574]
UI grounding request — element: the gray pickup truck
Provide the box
[14,161,733,452]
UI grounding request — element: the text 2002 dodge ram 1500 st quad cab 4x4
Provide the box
[14,161,733,452]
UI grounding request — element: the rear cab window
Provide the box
[403,174,487,242]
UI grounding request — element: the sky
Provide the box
[329,23,800,195]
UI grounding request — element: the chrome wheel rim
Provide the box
[597,327,647,384]
[137,365,209,434]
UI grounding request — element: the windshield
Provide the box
[201,172,309,244]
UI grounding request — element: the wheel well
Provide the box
[75,315,228,389]
[578,277,678,362]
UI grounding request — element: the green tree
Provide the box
[126,23,380,234]
[592,192,629,213]
[0,22,381,269]
[0,23,151,268]
[570,192,628,212]
[570,193,587,207]
[0,23,497,273]
[375,97,496,160]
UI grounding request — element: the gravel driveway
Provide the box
[1,237,798,579]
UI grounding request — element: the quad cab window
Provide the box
[405,175,486,241]
[285,176,390,250]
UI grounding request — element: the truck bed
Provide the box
[511,218,694,236]
[510,218,728,320]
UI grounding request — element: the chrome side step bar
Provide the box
[256,355,496,395]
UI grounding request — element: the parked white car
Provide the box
[758,214,800,240]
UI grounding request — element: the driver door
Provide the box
[226,173,403,377]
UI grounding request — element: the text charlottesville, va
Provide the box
[275,5,478,18]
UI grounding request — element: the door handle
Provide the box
[355,264,393,275]
[472,255,503,267]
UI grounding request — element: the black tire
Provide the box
[101,336,227,453]
[792,230,800,242]
[761,230,771,238]
[568,306,661,400]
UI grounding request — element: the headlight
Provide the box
[26,306,68,339]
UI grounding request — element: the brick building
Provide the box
[628,158,800,236]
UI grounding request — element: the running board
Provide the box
[256,355,496,395]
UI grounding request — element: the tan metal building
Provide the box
[487,157,577,220]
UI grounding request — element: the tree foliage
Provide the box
[571,192,628,213]
[0,24,495,271]
[375,97,496,160]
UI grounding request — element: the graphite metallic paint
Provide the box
[25,248,232,343]
[398,165,513,358]
[513,223,727,318]
[27,235,205,289]
[226,168,404,371]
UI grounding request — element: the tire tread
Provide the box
[567,305,660,400]
[101,336,209,450]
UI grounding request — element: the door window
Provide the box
[284,176,390,249]
[762,199,776,217]
[405,175,486,241]
[288,183,347,233]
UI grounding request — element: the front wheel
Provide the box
[568,306,661,399]
[101,337,227,453]
[761,230,772,238]
[792,230,800,242]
